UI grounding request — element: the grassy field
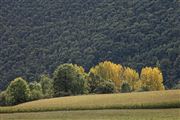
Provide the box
[1,109,180,120]
[0,90,180,113]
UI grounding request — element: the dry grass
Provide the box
[1,109,180,120]
[0,90,180,113]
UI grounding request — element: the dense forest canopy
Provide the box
[0,0,179,90]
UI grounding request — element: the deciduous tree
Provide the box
[140,67,165,91]
[39,74,54,98]
[29,81,43,100]
[90,61,124,88]
[6,77,30,105]
[123,67,140,91]
[53,64,88,97]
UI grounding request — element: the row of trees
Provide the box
[89,61,164,92]
[0,75,53,106]
[0,61,165,106]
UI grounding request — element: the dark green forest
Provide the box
[0,0,179,91]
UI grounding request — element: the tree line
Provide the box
[0,61,165,106]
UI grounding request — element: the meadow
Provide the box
[0,90,180,113]
[1,109,179,120]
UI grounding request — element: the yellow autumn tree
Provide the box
[123,67,141,91]
[140,67,165,91]
[90,61,124,88]
[73,64,86,75]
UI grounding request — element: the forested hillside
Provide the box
[0,0,179,90]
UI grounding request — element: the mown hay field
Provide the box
[0,90,180,113]
[1,109,180,120]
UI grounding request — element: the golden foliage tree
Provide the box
[140,67,165,91]
[90,61,124,88]
[123,67,140,91]
[73,64,85,75]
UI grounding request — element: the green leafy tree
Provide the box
[29,81,43,100]
[39,75,54,98]
[6,77,30,105]
[53,64,88,97]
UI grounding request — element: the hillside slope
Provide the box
[0,0,179,90]
[0,90,180,113]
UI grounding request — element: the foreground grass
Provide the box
[0,90,180,113]
[1,109,180,120]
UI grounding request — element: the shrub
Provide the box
[0,91,7,106]
[88,72,105,93]
[121,83,131,93]
[173,83,180,89]
[94,80,116,94]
